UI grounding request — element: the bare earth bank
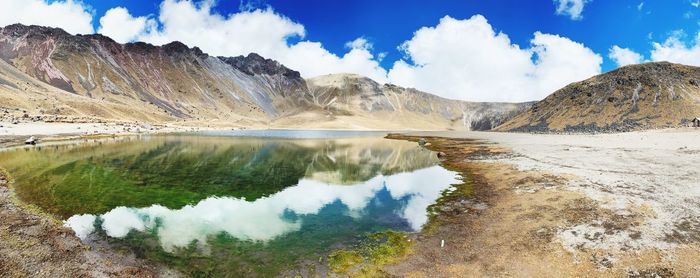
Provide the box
[0,176,177,277]
[1,127,699,277]
[384,129,700,277]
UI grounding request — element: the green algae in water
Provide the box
[0,133,460,276]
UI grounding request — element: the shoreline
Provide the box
[0,167,176,277]
[381,132,699,277]
[1,126,698,276]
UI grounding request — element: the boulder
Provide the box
[25,136,37,145]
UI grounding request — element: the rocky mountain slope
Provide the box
[497,62,700,132]
[0,24,528,130]
[304,74,531,130]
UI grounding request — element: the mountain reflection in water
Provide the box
[0,133,460,276]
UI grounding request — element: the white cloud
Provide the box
[637,2,644,11]
[554,0,591,20]
[98,7,156,43]
[94,2,602,102]
[609,45,644,67]
[97,0,388,82]
[0,0,93,34]
[345,37,372,50]
[650,31,700,66]
[386,15,602,102]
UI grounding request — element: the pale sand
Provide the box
[0,122,129,136]
[405,128,700,253]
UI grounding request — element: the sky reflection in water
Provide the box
[0,133,460,274]
[66,165,458,251]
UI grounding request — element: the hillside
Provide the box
[304,74,531,130]
[497,62,700,132]
[0,24,529,130]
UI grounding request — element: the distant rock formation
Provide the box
[307,74,531,130]
[497,62,700,132]
[0,24,529,130]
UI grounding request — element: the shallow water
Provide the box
[0,132,459,276]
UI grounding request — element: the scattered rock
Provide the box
[418,138,427,146]
[24,136,37,145]
[437,152,447,159]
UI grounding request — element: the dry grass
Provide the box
[382,134,700,277]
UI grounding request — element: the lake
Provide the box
[0,131,460,276]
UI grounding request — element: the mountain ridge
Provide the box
[497,62,700,132]
[0,23,529,130]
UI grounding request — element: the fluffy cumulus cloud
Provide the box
[554,0,590,20]
[650,32,700,66]
[0,0,93,34]
[93,1,602,102]
[97,0,388,82]
[387,15,602,102]
[609,45,644,67]
[98,7,156,43]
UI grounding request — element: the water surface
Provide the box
[0,132,459,276]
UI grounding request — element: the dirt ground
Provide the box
[382,133,700,277]
[1,129,699,277]
[0,169,177,278]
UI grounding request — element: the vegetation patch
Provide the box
[0,166,12,187]
[328,230,415,277]
[328,250,363,273]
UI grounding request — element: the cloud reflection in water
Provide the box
[65,165,459,252]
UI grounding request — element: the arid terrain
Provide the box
[498,62,700,132]
[1,20,699,278]
[0,169,177,277]
[0,24,529,132]
[2,128,698,277]
[383,129,700,277]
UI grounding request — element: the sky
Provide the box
[1,0,700,102]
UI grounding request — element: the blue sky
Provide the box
[79,0,700,71]
[3,0,700,101]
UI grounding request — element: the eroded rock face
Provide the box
[0,24,529,130]
[220,53,301,79]
[0,24,316,120]
[307,74,532,130]
[499,62,700,133]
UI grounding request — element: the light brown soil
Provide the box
[383,135,700,277]
[0,169,174,278]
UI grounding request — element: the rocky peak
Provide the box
[79,33,118,45]
[1,23,71,39]
[219,53,301,79]
[123,41,159,54]
[628,62,698,86]
[162,41,190,53]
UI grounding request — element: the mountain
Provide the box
[0,24,529,130]
[497,62,700,132]
[304,74,532,130]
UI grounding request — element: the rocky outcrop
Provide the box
[0,24,310,121]
[307,74,531,130]
[0,24,529,130]
[498,62,700,132]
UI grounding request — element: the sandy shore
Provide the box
[383,129,700,277]
[0,171,178,277]
[0,121,217,149]
[1,126,699,277]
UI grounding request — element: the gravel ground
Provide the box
[406,129,700,255]
[0,170,177,278]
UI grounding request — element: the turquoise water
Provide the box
[0,132,459,276]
